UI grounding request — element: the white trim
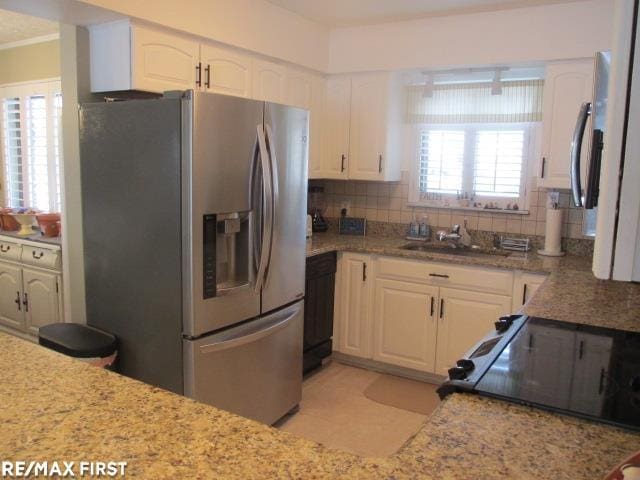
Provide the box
[0,34,59,51]
[0,78,61,89]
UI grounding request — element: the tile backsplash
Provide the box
[309,171,590,241]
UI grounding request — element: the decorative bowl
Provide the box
[10,213,37,236]
[0,209,19,231]
[36,213,61,237]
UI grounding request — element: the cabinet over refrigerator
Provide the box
[79,90,308,424]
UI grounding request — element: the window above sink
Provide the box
[405,67,544,214]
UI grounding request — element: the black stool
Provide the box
[38,323,118,369]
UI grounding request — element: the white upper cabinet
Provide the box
[200,44,252,98]
[308,75,326,179]
[285,68,313,109]
[349,73,396,181]
[252,59,286,103]
[90,21,200,93]
[322,76,351,179]
[320,73,401,181]
[538,59,594,189]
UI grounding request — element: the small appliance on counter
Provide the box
[438,315,640,431]
[338,209,366,236]
[308,186,328,232]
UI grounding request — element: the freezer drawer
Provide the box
[183,300,303,425]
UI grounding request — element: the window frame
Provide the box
[0,78,62,212]
[408,121,538,212]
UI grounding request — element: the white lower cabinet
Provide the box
[0,238,63,336]
[336,253,373,358]
[0,263,24,330]
[435,287,512,376]
[373,278,438,372]
[336,254,514,377]
[23,268,62,334]
[512,271,547,311]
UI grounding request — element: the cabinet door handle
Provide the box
[32,251,44,260]
[429,273,449,279]
[522,284,527,305]
[195,62,202,88]
[22,293,28,312]
[540,157,546,178]
[598,368,606,394]
[15,291,21,311]
[378,154,383,173]
[205,64,211,89]
[341,154,346,172]
[430,297,434,317]
[362,263,367,282]
[0,245,9,253]
[439,299,444,319]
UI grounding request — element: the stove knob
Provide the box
[456,359,475,373]
[495,319,510,333]
[448,366,468,380]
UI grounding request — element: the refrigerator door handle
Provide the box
[255,125,273,293]
[570,101,591,207]
[264,124,279,283]
[198,309,297,354]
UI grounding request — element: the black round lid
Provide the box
[38,323,117,358]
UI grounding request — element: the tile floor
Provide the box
[276,361,438,457]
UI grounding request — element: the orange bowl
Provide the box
[36,213,61,237]
[0,211,19,231]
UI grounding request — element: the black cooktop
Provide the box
[443,317,640,431]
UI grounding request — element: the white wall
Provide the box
[328,0,614,73]
[0,0,330,72]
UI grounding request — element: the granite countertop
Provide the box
[2,332,639,479]
[306,232,593,274]
[0,229,62,247]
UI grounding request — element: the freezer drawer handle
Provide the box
[198,310,297,354]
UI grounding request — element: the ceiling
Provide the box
[266,0,589,27]
[0,8,58,46]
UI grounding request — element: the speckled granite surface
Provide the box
[523,269,640,332]
[306,233,593,274]
[1,333,639,479]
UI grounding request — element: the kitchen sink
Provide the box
[399,243,513,258]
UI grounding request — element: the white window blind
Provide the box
[419,130,464,194]
[0,81,62,212]
[473,130,525,197]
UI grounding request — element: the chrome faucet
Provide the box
[436,224,462,247]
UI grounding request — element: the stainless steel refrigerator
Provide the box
[79,90,308,424]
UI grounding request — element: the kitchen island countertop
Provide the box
[1,331,639,479]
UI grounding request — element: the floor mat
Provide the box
[363,374,441,416]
